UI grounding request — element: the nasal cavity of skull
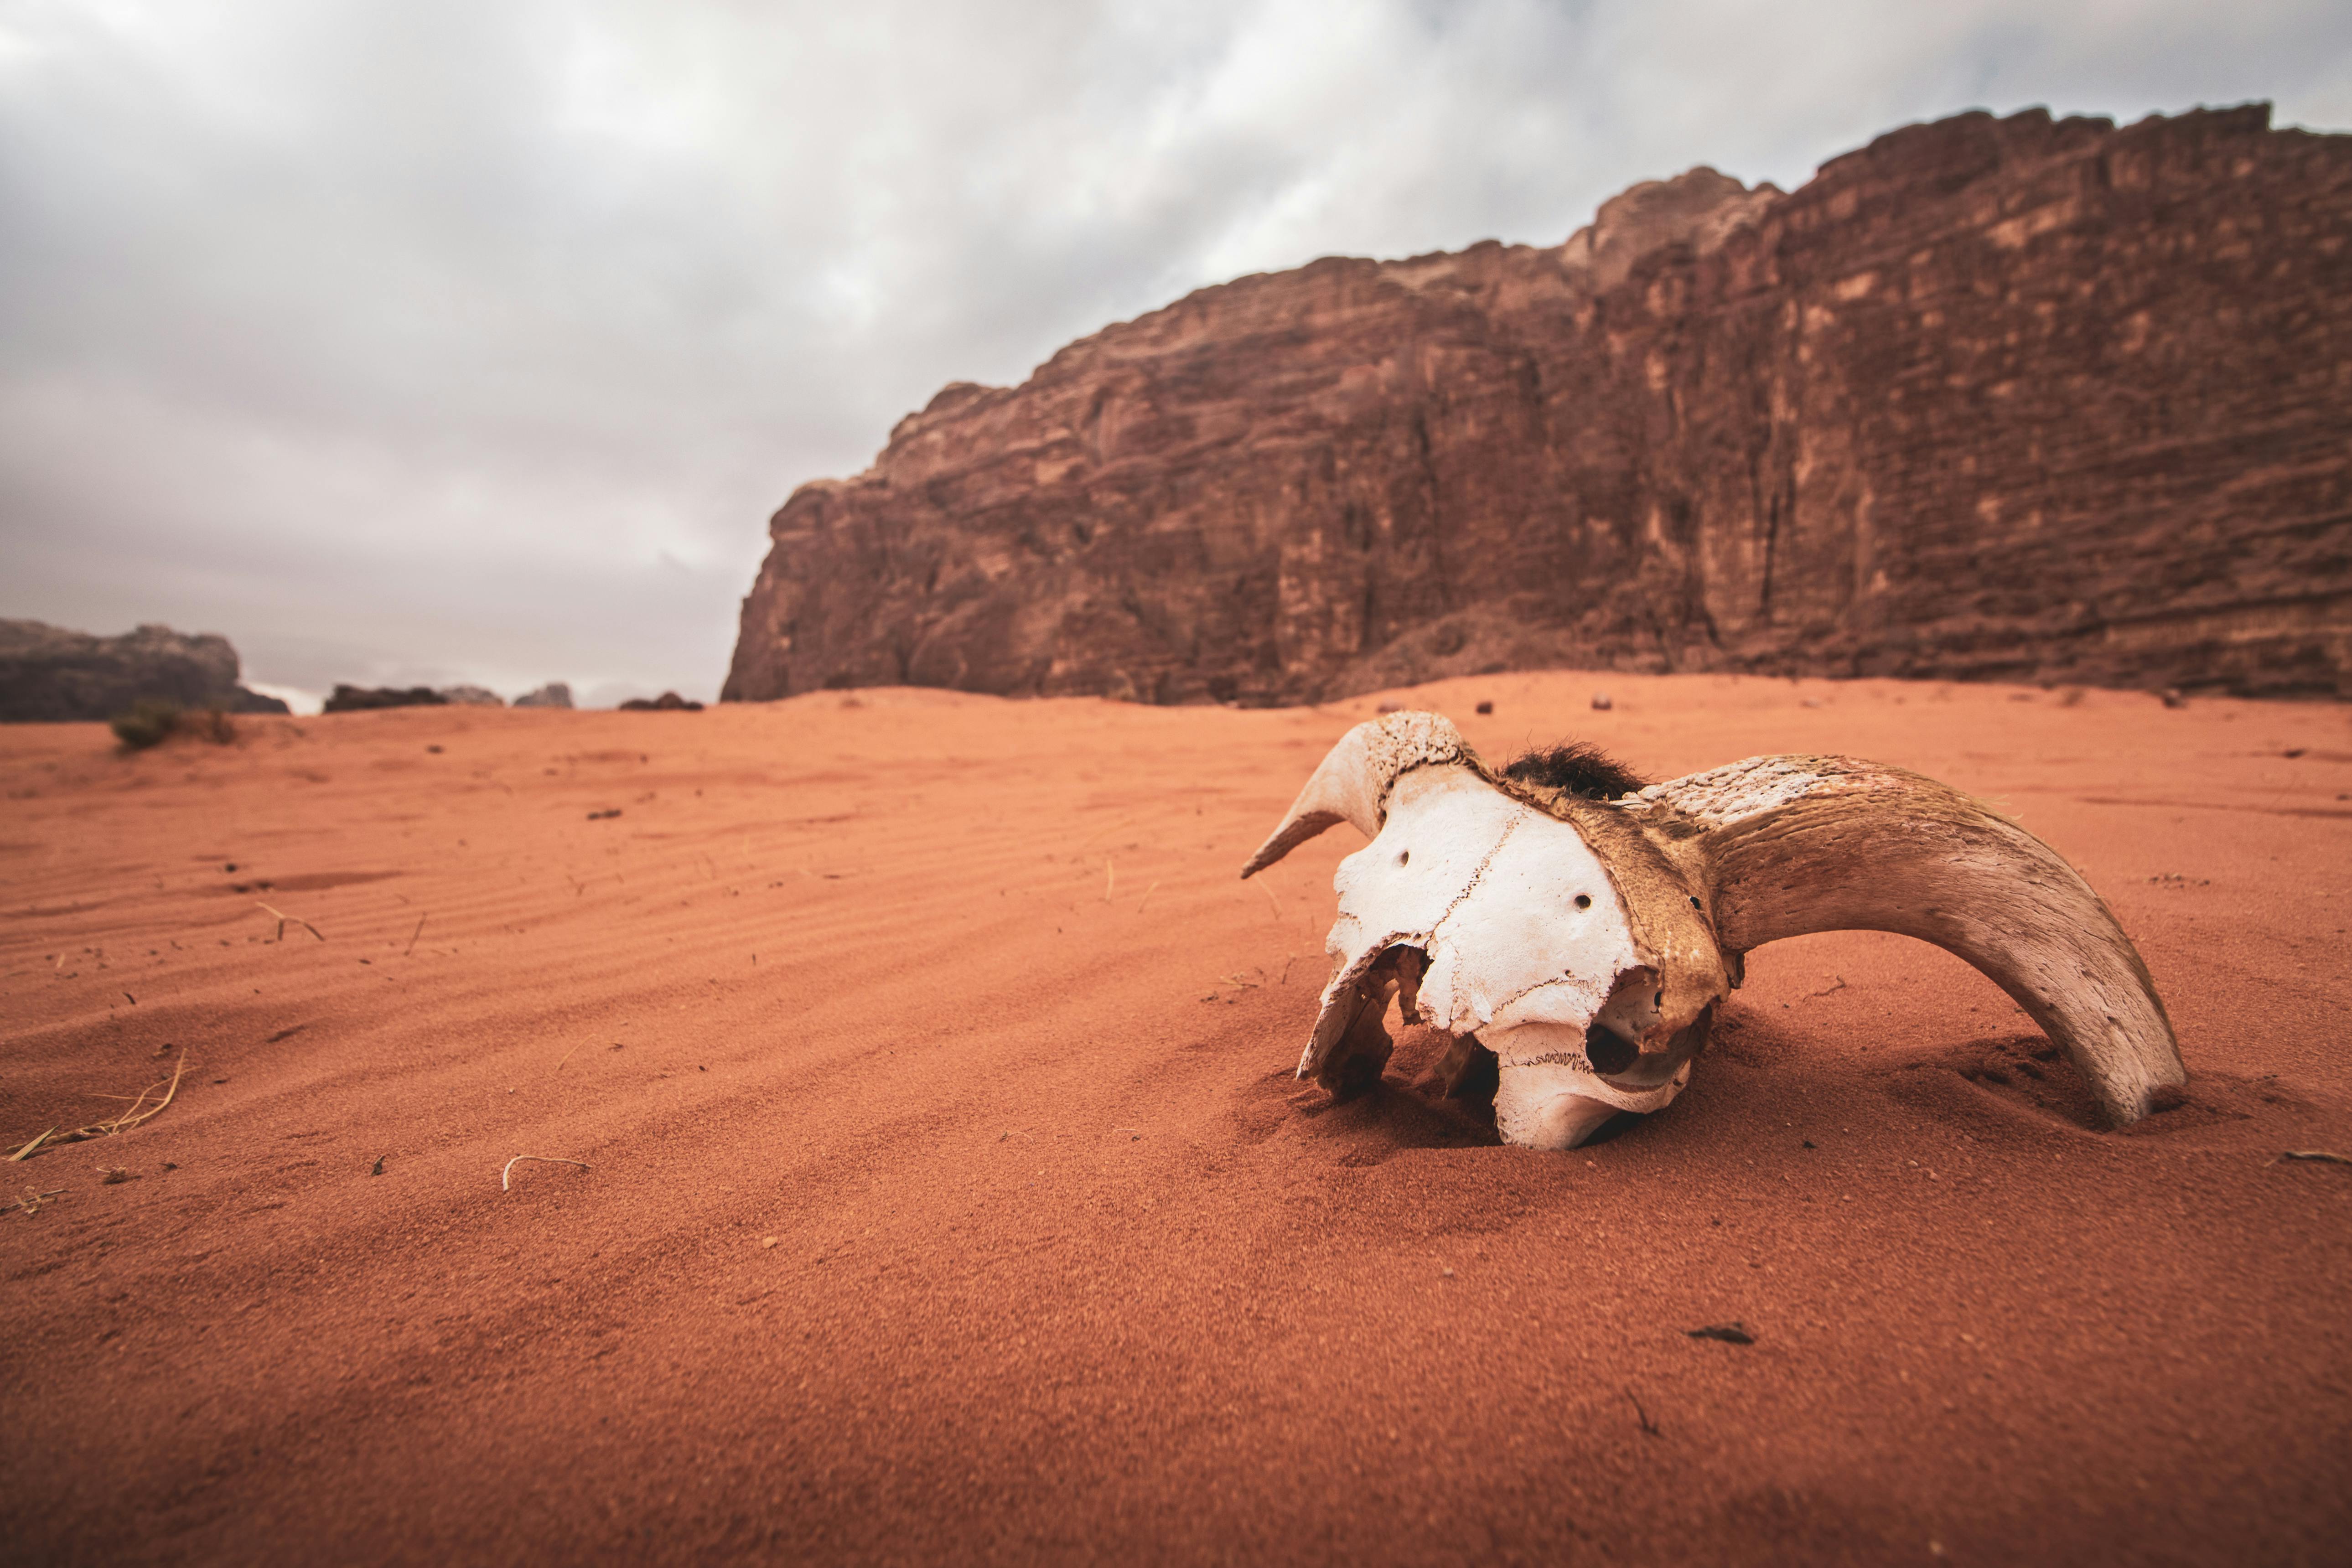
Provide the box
[1586,968,1662,1076]
[1397,849,1410,867]
[1584,1018,1638,1076]
[1372,944,1427,1024]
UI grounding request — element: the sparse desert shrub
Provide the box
[110,700,236,750]
[111,699,181,749]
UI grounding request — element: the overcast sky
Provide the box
[3,1,2347,709]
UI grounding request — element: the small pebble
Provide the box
[761,1236,777,1249]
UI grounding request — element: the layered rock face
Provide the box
[512,683,574,709]
[725,105,2352,705]
[0,620,289,722]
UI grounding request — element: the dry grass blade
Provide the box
[5,1055,187,1162]
[1133,880,1160,915]
[257,901,326,942]
[4,1188,67,1218]
[501,1154,591,1191]
[2279,1149,2351,1165]
[97,1053,187,1137]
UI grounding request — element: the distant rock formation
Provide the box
[618,691,704,712]
[0,619,289,722]
[437,685,505,707]
[323,685,446,713]
[724,104,2352,704]
[513,682,574,709]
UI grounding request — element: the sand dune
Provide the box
[3,673,2347,1565]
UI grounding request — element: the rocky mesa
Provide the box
[724,104,2352,706]
[0,620,289,723]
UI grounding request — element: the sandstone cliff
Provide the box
[0,620,289,722]
[725,104,2352,706]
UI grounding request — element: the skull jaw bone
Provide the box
[1489,1049,1694,1150]
[1322,988,1695,1152]
[1493,1075,1622,1149]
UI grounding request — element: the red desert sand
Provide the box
[2,673,2347,1565]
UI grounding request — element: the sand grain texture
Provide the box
[2,674,2348,1565]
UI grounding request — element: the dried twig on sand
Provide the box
[2278,1149,2351,1166]
[257,902,325,943]
[1258,880,1282,921]
[3,1188,66,1218]
[1687,1322,1755,1345]
[1133,880,1160,915]
[501,1154,591,1191]
[404,914,426,956]
[7,1055,187,1162]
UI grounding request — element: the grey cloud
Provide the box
[1,0,2346,707]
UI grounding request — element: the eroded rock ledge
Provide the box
[0,620,288,722]
[725,105,2352,706]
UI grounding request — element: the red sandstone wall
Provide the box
[724,105,2352,705]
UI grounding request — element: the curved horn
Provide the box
[1239,711,1469,878]
[1637,755,2185,1126]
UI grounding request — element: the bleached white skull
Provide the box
[1243,711,2185,1149]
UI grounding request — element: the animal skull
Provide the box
[1242,710,2186,1149]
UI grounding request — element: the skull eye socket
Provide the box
[1573,893,1592,910]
